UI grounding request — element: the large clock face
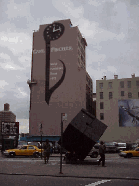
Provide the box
[43,23,65,42]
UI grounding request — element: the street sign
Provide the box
[62,113,67,121]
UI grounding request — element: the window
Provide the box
[127,81,131,88]
[128,92,132,98]
[100,102,104,109]
[100,92,103,99]
[28,146,35,150]
[136,81,139,87]
[100,113,104,120]
[99,83,103,89]
[120,81,124,88]
[21,146,27,149]
[121,91,124,96]
[108,82,112,89]
[109,92,113,99]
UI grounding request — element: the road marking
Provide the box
[85,180,111,186]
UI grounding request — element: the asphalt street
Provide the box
[0,175,139,186]
[0,153,139,186]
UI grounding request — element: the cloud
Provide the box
[52,0,126,46]
[0,80,9,89]
[52,0,84,19]
[17,119,29,133]
[0,52,11,61]
[88,0,103,7]
[0,61,24,71]
[16,88,28,98]
[107,66,117,74]
[18,56,32,68]
[5,0,34,20]
[88,0,117,7]
[86,49,106,66]
[0,32,32,55]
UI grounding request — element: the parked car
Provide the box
[105,142,117,153]
[119,147,139,158]
[3,145,43,158]
[116,143,126,152]
[52,142,60,153]
[88,143,100,158]
[132,143,138,150]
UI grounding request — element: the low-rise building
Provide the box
[96,74,139,143]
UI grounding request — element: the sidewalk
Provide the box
[0,153,139,180]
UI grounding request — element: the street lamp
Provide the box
[59,113,67,174]
[40,123,43,159]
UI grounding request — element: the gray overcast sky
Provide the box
[0,0,139,133]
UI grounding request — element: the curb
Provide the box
[0,172,139,181]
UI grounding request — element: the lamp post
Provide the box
[59,113,63,174]
[59,113,67,174]
[40,123,42,159]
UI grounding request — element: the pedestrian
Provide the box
[98,141,106,167]
[43,139,51,164]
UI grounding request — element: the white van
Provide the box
[117,143,126,152]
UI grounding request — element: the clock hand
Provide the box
[53,29,59,32]
[53,27,61,32]
[53,26,56,32]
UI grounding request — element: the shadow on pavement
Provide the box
[64,160,98,165]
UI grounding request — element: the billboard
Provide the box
[118,99,139,127]
[1,122,19,136]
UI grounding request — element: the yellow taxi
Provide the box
[119,147,139,158]
[3,145,44,158]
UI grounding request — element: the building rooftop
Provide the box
[97,73,139,81]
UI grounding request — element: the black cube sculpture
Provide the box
[59,108,107,161]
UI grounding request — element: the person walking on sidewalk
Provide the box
[43,139,51,164]
[98,141,106,167]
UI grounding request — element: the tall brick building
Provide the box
[28,19,93,140]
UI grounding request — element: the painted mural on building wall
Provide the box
[29,19,86,136]
[118,99,139,127]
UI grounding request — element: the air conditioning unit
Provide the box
[27,79,31,84]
